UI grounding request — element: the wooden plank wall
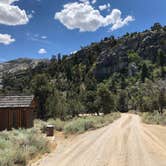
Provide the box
[0,107,34,131]
[0,109,12,131]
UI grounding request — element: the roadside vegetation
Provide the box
[0,128,50,166]
[141,110,166,125]
[35,112,121,135]
[64,113,120,134]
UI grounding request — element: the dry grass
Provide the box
[0,128,50,166]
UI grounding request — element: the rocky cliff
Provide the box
[94,24,166,79]
[0,58,48,89]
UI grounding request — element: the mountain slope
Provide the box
[1,23,166,117]
[94,25,166,79]
[0,58,48,89]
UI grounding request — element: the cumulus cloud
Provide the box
[0,33,15,45]
[111,15,134,31]
[54,2,134,32]
[0,0,29,25]
[38,48,47,54]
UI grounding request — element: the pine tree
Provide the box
[157,50,165,78]
[96,84,115,114]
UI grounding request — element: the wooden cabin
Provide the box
[0,95,36,131]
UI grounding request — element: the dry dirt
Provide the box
[30,114,166,166]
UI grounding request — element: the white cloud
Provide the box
[107,3,110,8]
[55,2,103,32]
[54,2,134,32]
[80,0,96,4]
[111,16,134,31]
[99,4,107,11]
[0,0,19,4]
[38,48,47,54]
[0,0,29,26]
[28,13,33,19]
[99,3,111,11]
[28,10,35,19]
[104,9,135,31]
[91,0,96,4]
[41,36,47,39]
[0,33,15,45]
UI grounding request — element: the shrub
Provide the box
[34,119,47,133]
[64,118,93,134]
[142,111,166,125]
[64,112,120,134]
[35,113,121,135]
[0,128,50,166]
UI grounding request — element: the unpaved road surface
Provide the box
[31,114,166,166]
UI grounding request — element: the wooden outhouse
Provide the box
[0,95,36,131]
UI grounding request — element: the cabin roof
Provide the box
[0,95,34,108]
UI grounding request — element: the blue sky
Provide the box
[0,0,165,62]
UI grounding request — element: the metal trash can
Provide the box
[46,125,54,137]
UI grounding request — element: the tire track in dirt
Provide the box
[30,114,166,166]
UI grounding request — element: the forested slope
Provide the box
[1,23,166,119]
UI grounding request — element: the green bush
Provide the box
[142,111,166,125]
[64,118,95,134]
[64,112,120,134]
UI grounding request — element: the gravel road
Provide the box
[31,114,166,166]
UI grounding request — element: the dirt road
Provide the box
[31,114,166,166]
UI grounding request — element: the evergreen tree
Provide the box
[151,23,162,31]
[158,88,166,114]
[157,50,165,78]
[141,63,148,83]
[84,90,98,115]
[46,89,67,120]
[31,74,52,119]
[96,84,115,114]
[117,90,128,112]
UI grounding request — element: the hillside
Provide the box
[0,58,48,89]
[1,23,166,119]
[0,58,48,73]
[66,23,166,80]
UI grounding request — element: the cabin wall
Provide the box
[0,109,9,131]
[25,109,34,128]
[0,107,34,131]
